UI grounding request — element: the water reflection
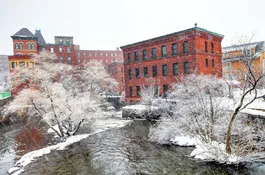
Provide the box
[21,120,250,175]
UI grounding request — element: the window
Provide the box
[67,47,71,53]
[19,43,23,49]
[15,43,18,49]
[59,38,63,44]
[212,59,215,67]
[172,44,177,55]
[31,43,35,50]
[144,67,148,77]
[152,66,157,77]
[211,43,214,53]
[129,69,132,79]
[162,64,168,76]
[42,47,46,52]
[11,62,15,69]
[183,41,188,53]
[173,63,178,75]
[129,86,133,97]
[29,62,34,68]
[135,68,140,78]
[151,48,156,58]
[59,47,62,53]
[205,58,209,67]
[19,61,25,68]
[50,48,54,53]
[122,77,124,82]
[128,53,131,63]
[66,39,70,45]
[143,50,147,60]
[136,86,141,97]
[60,57,63,63]
[27,43,31,49]
[161,46,166,57]
[78,53,80,58]
[134,51,139,61]
[78,59,81,64]
[184,62,189,74]
[163,85,168,97]
[68,57,72,65]
[154,85,159,97]
[205,42,208,52]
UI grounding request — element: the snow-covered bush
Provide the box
[4,52,117,138]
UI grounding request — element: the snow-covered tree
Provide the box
[5,53,116,138]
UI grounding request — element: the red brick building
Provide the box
[121,24,224,103]
[9,28,124,94]
[107,61,124,94]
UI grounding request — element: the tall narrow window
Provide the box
[60,57,63,63]
[205,42,208,52]
[162,64,168,76]
[42,47,46,53]
[129,86,133,97]
[163,85,168,98]
[212,59,215,67]
[144,67,148,78]
[50,48,54,53]
[183,41,188,53]
[206,58,209,67]
[11,62,15,69]
[67,47,71,53]
[151,48,156,58]
[27,43,31,49]
[135,68,140,78]
[172,44,177,55]
[152,66,157,77]
[184,62,189,74]
[68,57,72,65]
[59,47,62,53]
[15,43,18,49]
[154,85,159,97]
[211,43,214,53]
[161,46,166,57]
[129,69,132,80]
[66,39,70,45]
[134,51,139,61]
[143,50,147,60]
[59,38,63,44]
[19,43,23,49]
[31,43,35,50]
[136,86,141,97]
[173,63,178,75]
[128,53,131,63]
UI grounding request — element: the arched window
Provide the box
[15,43,18,49]
[27,43,31,49]
[68,57,71,65]
[183,41,188,53]
[19,43,23,49]
[31,43,35,50]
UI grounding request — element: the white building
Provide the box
[0,55,11,100]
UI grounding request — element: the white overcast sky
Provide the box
[0,0,264,55]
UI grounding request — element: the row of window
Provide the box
[129,85,168,97]
[128,62,189,79]
[15,43,35,50]
[42,47,71,53]
[127,42,188,63]
[11,61,34,69]
[78,52,119,58]
[205,58,215,67]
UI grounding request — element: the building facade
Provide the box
[222,41,265,83]
[107,61,124,94]
[8,28,124,94]
[121,24,224,103]
[0,55,11,100]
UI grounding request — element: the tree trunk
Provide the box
[225,108,239,154]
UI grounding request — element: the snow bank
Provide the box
[8,119,132,175]
[123,105,158,111]
[170,136,198,146]
[190,141,241,164]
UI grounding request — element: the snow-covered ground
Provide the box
[8,117,132,175]
[123,104,158,111]
[170,136,198,146]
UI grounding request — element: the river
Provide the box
[1,117,264,175]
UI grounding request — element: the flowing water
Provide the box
[2,118,265,175]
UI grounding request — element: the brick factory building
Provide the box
[121,24,224,103]
[8,28,124,94]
